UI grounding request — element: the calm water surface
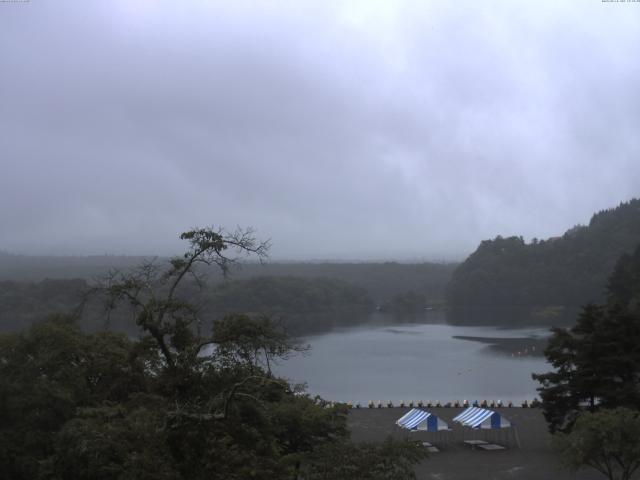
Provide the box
[276,314,550,404]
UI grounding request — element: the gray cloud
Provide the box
[1,0,639,260]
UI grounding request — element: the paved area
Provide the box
[348,407,603,480]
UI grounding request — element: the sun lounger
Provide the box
[477,443,506,451]
[463,439,488,449]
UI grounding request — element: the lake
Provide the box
[275,313,550,405]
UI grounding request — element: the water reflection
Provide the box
[446,305,579,327]
[276,316,551,404]
[284,306,577,338]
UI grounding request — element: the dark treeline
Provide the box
[0,262,455,335]
[222,262,457,305]
[0,279,87,332]
[0,254,456,305]
[0,276,372,336]
[206,276,373,315]
[202,276,373,335]
[447,198,640,309]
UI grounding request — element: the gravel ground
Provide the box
[347,407,603,480]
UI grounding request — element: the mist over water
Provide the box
[276,314,549,404]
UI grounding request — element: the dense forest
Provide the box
[223,262,456,305]
[528,244,640,480]
[202,276,373,335]
[0,276,372,336]
[533,243,640,433]
[447,199,640,309]
[0,254,456,305]
[0,279,87,332]
[206,276,373,316]
[0,261,455,335]
[0,228,426,480]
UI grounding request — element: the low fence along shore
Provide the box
[341,399,541,409]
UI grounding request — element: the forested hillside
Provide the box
[0,279,87,332]
[447,199,640,308]
[0,254,455,304]
[223,262,456,305]
[206,276,372,315]
[0,276,374,335]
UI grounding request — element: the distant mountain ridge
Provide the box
[447,198,640,308]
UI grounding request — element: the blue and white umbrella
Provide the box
[396,408,449,432]
[453,407,511,429]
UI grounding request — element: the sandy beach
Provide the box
[347,407,603,480]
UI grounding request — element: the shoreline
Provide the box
[346,400,539,409]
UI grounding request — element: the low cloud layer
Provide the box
[1,0,639,260]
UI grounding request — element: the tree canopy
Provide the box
[533,244,640,432]
[554,408,640,480]
[0,227,426,479]
[448,199,640,309]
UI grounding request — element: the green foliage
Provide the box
[204,276,374,334]
[0,314,349,479]
[554,408,640,480]
[0,316,154,480]
[212,313,304,373]
[1,227,428,479]
[0,242,457,336]
[208,276,373,315]
[52,403,179,480]
[533,245,640,432]
[607,247,640,313]
[448,198,640,308]
[0,258,457,338]
[0,273,442,340]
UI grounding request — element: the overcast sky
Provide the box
[1,0,639,261]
